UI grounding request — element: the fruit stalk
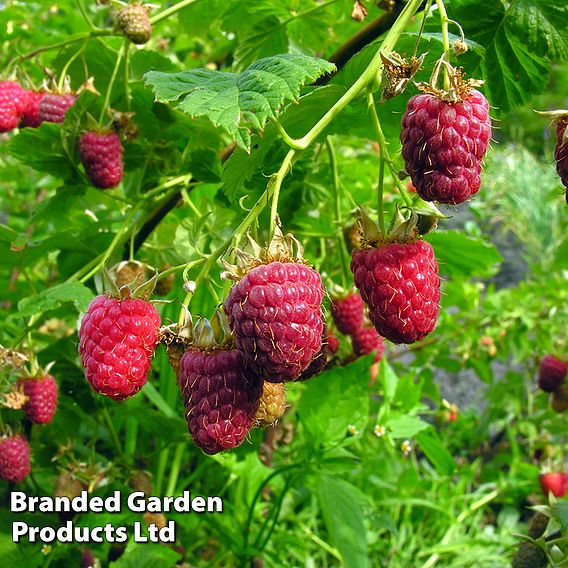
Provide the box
[165,443,184,496]
[326,137,350,288]
[99,40,128,123]
[277,0,425,150]
[366,90,413,208]
[149,0,203,25]
[436,0,451,91]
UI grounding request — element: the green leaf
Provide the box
[385,415,429,438]
[551,501,568,532]
[425,230,502,279]
[144,54,336,151]
[316,474,368,568]
[5,123,70,176]
[110,542,181,568]
[233,16,288,71]
[415,429,456,475]
[298,356,370,445]
[17,282,94,319]
[447,0,567,112]
[380,359,398,402]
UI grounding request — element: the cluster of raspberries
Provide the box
[0,81,123,189]
[0,373,59,483]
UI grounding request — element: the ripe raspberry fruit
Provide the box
[178,323,261,454]
[79,131,124,189]
[401,77,491,204]
[554,115,568,198]
[17,373,58,424]
[223,228,325,382]
[327,332,339,355]
[0,81,28,132]
[37,93,76,123]
[0,434,31,482]
[255,382,286,427]
[352,326,384,362]
[538,355,567,392]
[117,3,152,45]
[78,293,161,400]
[539,471,568,497]
[351,239,440,344]
[20,90,46,127]
[331,292,365,336]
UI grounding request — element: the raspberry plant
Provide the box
[1,1,568,567]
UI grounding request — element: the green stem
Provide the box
[366,90,413,208]
[123,42,131,112]
[79,210,138,283]
[9,31,114,69]
[325,137,349,288]
[254,474,295,552]
[157,258,205,282]
[165,443,184,496]
[57,41,87,92]
[98,40,127,124]
[269,149,296,240]
[277,0,424,150]
[242,464,301,551]
[377,150,387,235]
[124,417,138,457]
[102,407,123,457]
[155,448,170,497]
[149,0,204,25]
[436,0,451,90]
[76,0,97,31]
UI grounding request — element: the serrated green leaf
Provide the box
[298,356,370,445]
[425,230,502,279]
[17,282,95,319]
[144,54,336,151]
[447,0,567,112]
[316,474,368,568]
[5,123,70,176]
[232,16,288,71]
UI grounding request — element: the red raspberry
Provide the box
[352,326,384,362]
[224,261,324,382]
[0,81,28,132]
[539,472,568,498]
[538,355,567,393]
[78,295,161,400]
[78,131,124,189]
[331,292,364,336]
[178,347,261,454]
[327,332,339,354]
[350,240,440,344]
[554,117,568,201]
[20,90,47,127]
[17,374,58,424]
[401,90,491,204]
[0,435,31,482]
[37,93,76,123]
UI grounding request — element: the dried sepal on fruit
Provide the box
[401,61,492,205]
[350,209,440,344]
[222,226,325,383]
